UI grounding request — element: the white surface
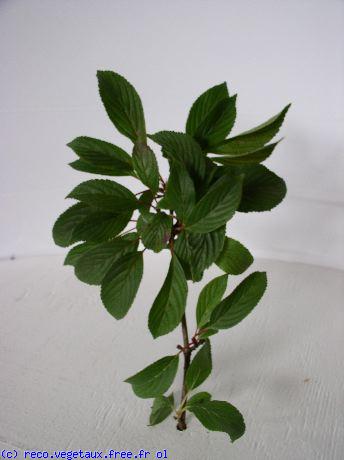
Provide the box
[1,0,344,269]
[1,254,343,459]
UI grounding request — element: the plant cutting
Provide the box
[53,70,290,441]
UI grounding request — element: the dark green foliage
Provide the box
[185,174,243,233]
[53,70,290,441]
[100,251,144,319]
[125,355,179,398]
[209,272,268,329]
[196,274,228,328]
[132,141,159,193]
[216,237,253,275]
[67,179,138,213]
[186,391,211,405]
[186,340,212,391]
[67,136,134,176]
[186,82,237,150]
[149,131,206,184]
[188,399,246,442]
[137,212,172,252]
[149,394,174,426]
[174,226,226,281]
[74,234,139,285]
[148,254,188,338]
[97,70,146,142]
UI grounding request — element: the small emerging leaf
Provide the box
[196,274,228,328]
[125,355,179,399]
[186,340,212,391]
[188,399,245,442]
[149,394,174,426]
[100,251,143,319]
[209,271,267,329]
[148,255,188,338]
[216,237,253,275]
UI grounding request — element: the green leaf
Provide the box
[97,70,146,142]
[186,340,212,391]
[186,82,237,150]
[100,251,143,319]
[64,233,138,266]
[125,355,179,399]
[149,394,174,426]
[186,83,231,135]
[196,96,237,150]
[72,210,132,243]
[67,136,133,176]
[211,141,279,165]
[164,163,195,222]
[132,141,159,193]
[157,195,173,211]
[64,242,97,266]
[174,226,225,282]
[53,202,132,247]
[148,131,206,184]
[239,164,287,212]
[67,179,138,213]
[74,235,139,285]
[196,274,228,328]
[212,104,290,154]
[138,190,154,211]
[188,399,245,442]
[198,328,219,339]
[137,212,172,253]
[209,272,267,329]
[52,203,92,247]
[216,237,253,275]
[148,254,188,338]
[186,174,242,233]
[186,392,211,406]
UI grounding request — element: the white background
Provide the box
[1,0,343,269]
